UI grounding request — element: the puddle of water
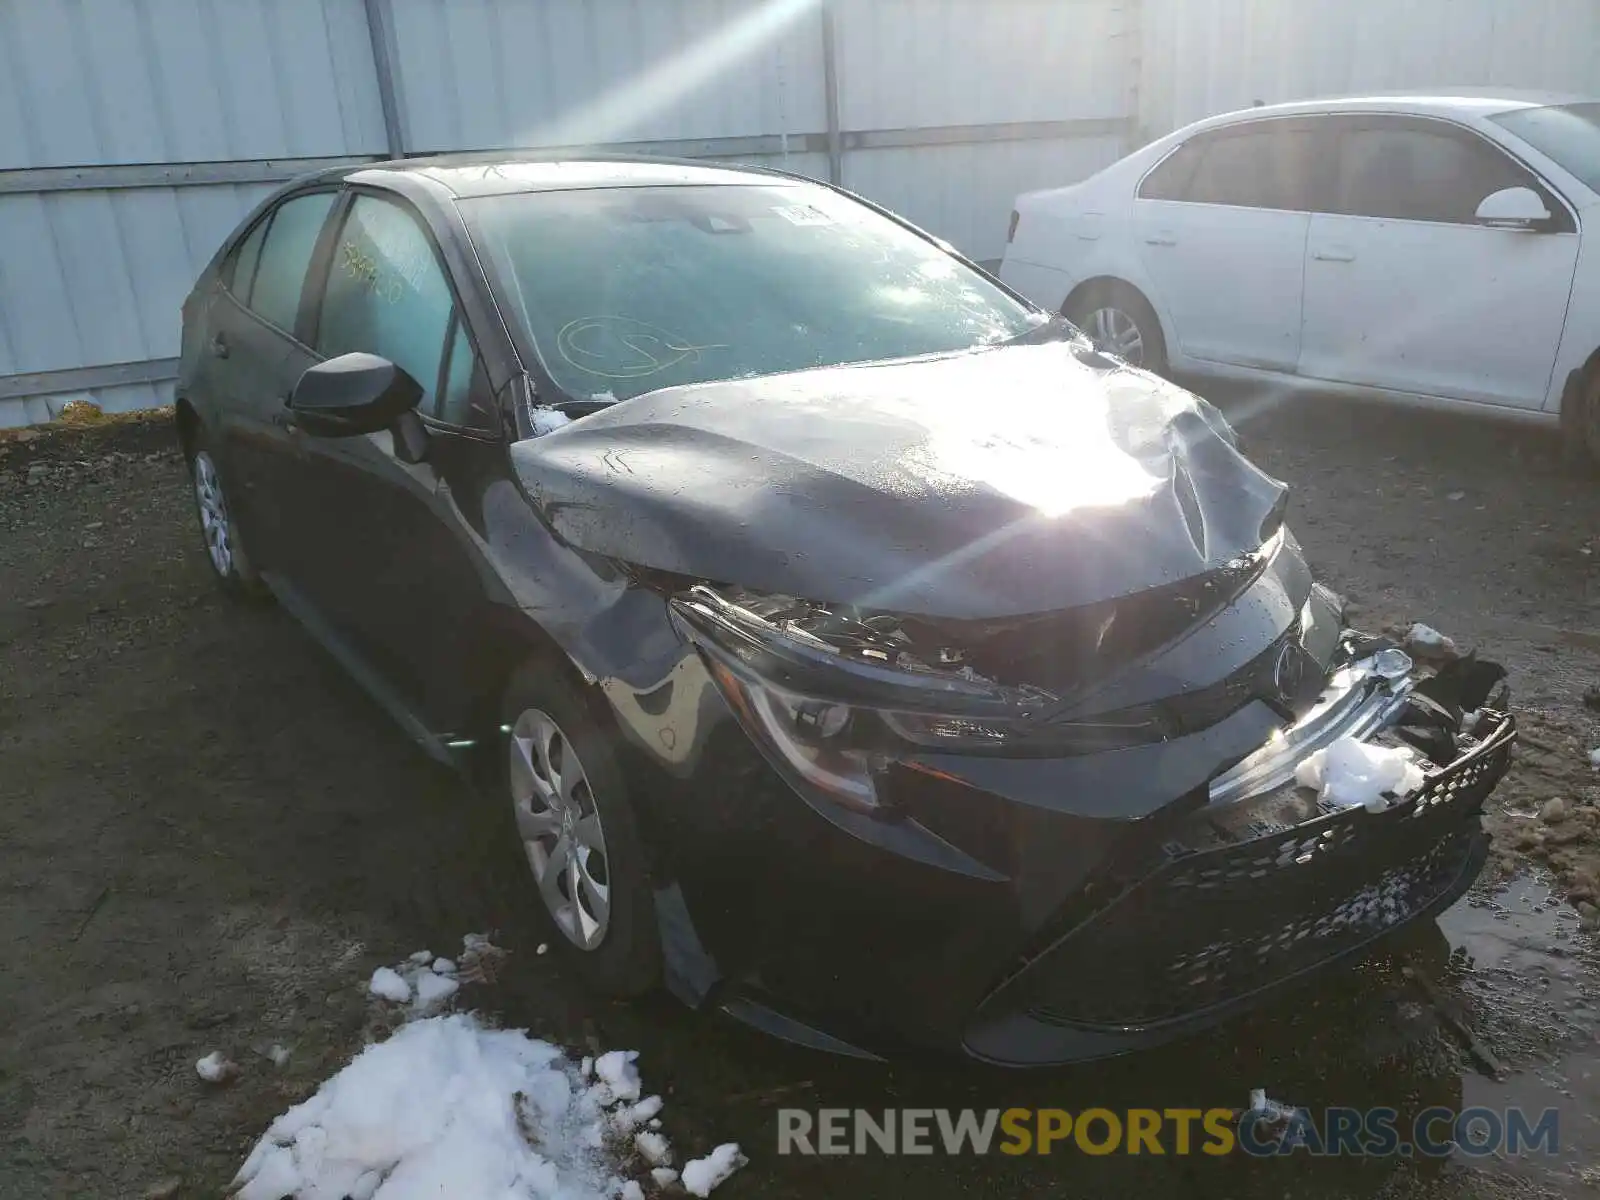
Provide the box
[1440,876,1600,1180]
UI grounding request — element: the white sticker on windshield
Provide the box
[773,204,836,227]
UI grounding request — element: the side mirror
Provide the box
[1475,186,1553,230]
[290,353,422,437]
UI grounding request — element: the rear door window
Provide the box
[316,194,455,412]
[1332,120,1534,223]
[1187,127,1319,210]
[1139,122,1322,211]
[247,192,337,333]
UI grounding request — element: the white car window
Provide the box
[1139,124,1319,212]
[1333,124,1529,224]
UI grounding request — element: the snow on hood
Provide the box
[511,340,1287,620]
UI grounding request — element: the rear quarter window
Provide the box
[223,217,269,300]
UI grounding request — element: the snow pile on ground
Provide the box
[368,967,412,1004]
[1295,737,1425,812]
[196,1050,238,1084]
[232,1013,616,1200]
[232,936,745,1199]
[367,934,507,1016]
[681,1144,749,1198]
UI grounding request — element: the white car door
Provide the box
[1298,115,1580,409]
[1131,118,1322,372]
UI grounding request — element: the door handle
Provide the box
[1312,247,1356,262]
[209,333,230,359]
[1144,234,1178,247]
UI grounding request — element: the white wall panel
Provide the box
[0,183,278,377]
[0,0,386,169]
[834,0,1133,130]
[843,135,1126,263]
[386,0,829,152]
[1140,0,1600,139]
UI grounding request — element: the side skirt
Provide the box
[260,570,473,769]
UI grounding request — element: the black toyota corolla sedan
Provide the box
[176,155,1515,1065]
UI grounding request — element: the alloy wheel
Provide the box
[508,707,613,950]
[192,451,234,577]
[1085,306,1146,366]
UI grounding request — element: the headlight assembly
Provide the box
[670,586,1143,813]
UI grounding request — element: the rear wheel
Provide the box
[188,431,266,599]
[1066,282,1168,375]
[1560,359,1600,473]
[500,661,660,997]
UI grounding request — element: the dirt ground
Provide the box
[2,394,1598,1200]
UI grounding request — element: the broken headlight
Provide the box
[671,586,1054,811]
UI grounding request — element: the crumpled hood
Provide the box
[511,341,1288,620]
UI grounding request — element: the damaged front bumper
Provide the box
[962,674,1516,1066]
[642,561,1516,1065]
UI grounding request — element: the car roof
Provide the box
[337,153,807,199]
[1194,90,1594,129]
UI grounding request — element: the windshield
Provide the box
[1490,102,1600,194]
[463,181,1044,405]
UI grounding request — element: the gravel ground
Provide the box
[1,397,1597,1200]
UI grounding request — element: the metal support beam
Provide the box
[361,0,407,160]
[821,1,844,185]
[0,156,379,195]
[0,358,179,402]
[405,120,1122,165]
[0,120,1124,198]
[450,133,830,161]
[843,118,1126,152]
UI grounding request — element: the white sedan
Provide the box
[999,92,1600,464]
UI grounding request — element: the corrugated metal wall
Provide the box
[380,0,834,209]
[376,0,1130,261]
[1140,0,1600,139]
[0,0,387,424]
[3,0,1598,425]
[1,0,1137,426]
[834,0,1132,258]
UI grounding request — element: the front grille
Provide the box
[1011,712,1515,1031]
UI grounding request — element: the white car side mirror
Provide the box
[1475,186,1553,229]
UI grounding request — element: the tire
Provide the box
[499,660,661,997]
[1559,359,1600,473]
[187,429,267,599]
[1066,282,1169,376]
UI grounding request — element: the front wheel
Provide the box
[500,662,661,997]
[1066,283,1169,376]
